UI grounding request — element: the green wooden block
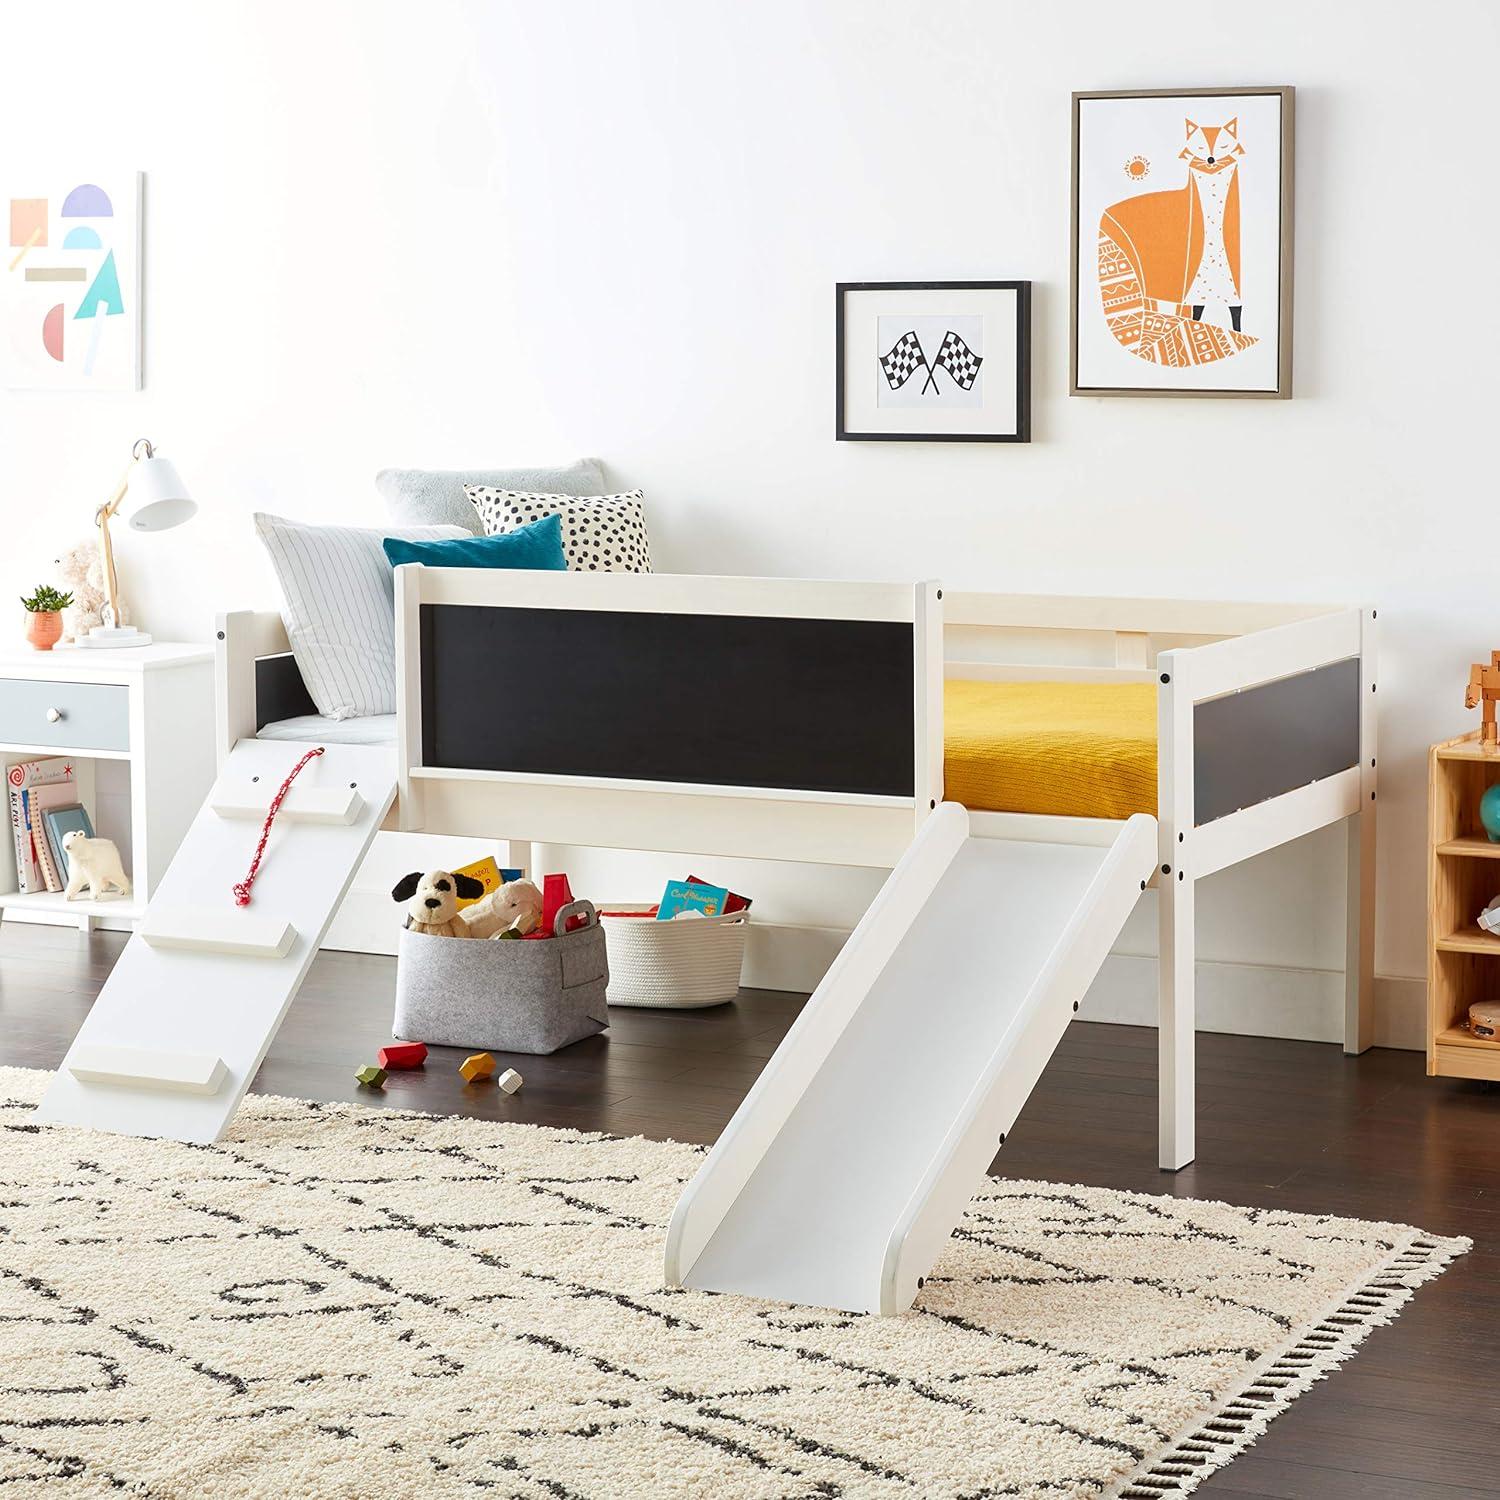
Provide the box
[355,1065,387,1088]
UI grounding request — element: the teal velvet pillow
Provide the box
[382,512,567,571]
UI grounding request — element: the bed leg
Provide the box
[1158,871,1196,1171]
[1344,805,1376,1054]
[501,840,532,879]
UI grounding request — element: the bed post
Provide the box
[1345,607,1378,1054]
[913,580,944,832]
[394,563,426,833]
[1156,648,1195,1171]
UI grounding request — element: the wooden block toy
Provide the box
[543,873,587,933]
[497,1068,523,1094]
[460,1051,496,1083]
[377,1042,428,1070]
[1468,651,1500,746]
[355,1065,387,1088]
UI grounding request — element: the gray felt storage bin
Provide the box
[393,899,609,1054]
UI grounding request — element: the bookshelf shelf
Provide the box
[0,889,142,922]
[1427,728,1500,1082]
[0,643,213,934]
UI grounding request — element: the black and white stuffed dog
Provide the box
[392,869,485,938]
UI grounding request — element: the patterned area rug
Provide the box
[0,1067,1466,1498]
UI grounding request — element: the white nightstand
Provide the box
[0,641,214,931]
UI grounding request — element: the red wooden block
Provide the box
[542,873,573,934]
[378,1042,428,1071]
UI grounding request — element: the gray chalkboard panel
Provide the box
[420,604,916,797]
[1194,657,1361,825]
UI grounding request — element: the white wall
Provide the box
[3,0,1490,1037]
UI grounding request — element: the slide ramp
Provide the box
[35,741,396,1144]
[665,803,1157,1315]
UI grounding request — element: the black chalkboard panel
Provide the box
[420,604,916,796]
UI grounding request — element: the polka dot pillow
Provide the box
[464,486,653,574]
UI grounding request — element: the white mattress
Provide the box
[256,713,398,746]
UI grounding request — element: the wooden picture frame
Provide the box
[1070,87,1294,399]
[836,280,1031,442]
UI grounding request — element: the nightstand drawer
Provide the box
[0,677,130,752]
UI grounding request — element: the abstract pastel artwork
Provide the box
[2,173,142,390]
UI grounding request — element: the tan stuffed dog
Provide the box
[461,878,544,939]
[392,869,484,937]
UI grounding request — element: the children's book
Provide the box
[7,758,77,892]
[43,805,93,882]
[687,874,751,913]
[33,781,84,891]
[657,879,731,920]
[452,855,525,910]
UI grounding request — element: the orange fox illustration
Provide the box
[1097,118,1257,367]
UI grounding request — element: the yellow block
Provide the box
[460,1052,496,1083]
[943,679,1157,820]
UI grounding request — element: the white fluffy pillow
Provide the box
[254,513,465,719]
[464,486,652,573]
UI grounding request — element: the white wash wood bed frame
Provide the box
[216,571,1377,1171]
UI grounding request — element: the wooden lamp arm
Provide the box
[95,459,134,627]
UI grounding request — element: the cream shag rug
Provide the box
[0,1067,1466,1499]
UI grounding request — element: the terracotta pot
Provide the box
[25,610,63,651]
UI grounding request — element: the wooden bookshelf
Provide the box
[1428,729,1500,1080]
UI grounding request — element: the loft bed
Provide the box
[216,571,1376,1171]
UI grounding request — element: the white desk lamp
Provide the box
[82,438,197,649]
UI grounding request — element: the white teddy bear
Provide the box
[461,878,544,938]
[54,539,122,642]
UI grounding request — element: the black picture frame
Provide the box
[835,280,1031,443]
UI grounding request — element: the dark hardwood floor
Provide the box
[2,918,1496,1498]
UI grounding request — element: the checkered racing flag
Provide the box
[879,330,928,389]
[935,330,982,390]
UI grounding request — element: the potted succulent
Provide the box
[21,584,75,651]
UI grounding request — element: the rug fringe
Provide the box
[1111,1231,1471,1498]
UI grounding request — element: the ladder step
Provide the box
[141,907,297,958]
[69,1043,228,1095]
[212,783,364,825]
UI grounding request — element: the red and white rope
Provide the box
[232,747,325,907]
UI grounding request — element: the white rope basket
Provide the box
[600,906,749,1009]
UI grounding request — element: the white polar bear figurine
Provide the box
[61,831,133,902]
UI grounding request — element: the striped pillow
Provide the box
[465,486,653,573]
[254,513,465,720]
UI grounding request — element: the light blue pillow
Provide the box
[381,512,567,571]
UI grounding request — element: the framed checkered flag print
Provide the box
[837,281,1030,442]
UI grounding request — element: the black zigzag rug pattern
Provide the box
[0,1068,1466,1498]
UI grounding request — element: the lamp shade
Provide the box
[126,455,197,532]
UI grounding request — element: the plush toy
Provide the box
[54,539,118,642]
[61,831,132,901]
[392,869,484,937]
[462,878,544,939]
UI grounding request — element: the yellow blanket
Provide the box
[944,679,1157,819]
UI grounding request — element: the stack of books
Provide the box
[6,757,94,894]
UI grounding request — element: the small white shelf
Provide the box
[0,888,143,922]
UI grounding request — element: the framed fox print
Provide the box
[837,281,1031,441]
[1070,87,1294,398]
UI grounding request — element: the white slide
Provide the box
[664,803,1158,1315]
[36,741,396,1144]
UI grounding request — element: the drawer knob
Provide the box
[45,707,63,723]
